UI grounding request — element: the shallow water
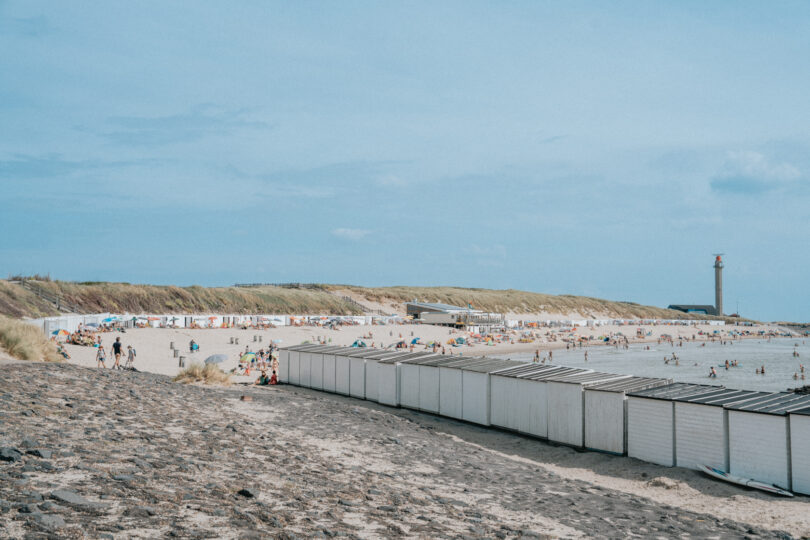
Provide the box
[496,338,808,392]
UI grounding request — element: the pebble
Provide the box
[0,447,23,462]
[31,513,67,529]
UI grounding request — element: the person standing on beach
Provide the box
[112,337,123,369]
[126,345,136,368]
[96,345,107,368]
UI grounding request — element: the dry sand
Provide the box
[62,322,786,378]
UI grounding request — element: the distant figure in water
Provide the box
[794,372,799,380]
[725,359,729,370]
[709,367,717,378]
[756,367,760,374]
[761,365,766,375]
[584,351,588,361]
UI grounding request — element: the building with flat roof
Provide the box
[668,304,718,316]
[405,301,503,332]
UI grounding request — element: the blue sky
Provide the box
[1,1,809,321]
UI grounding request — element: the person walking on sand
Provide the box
[126,345,136,368]
[112,337,123,369]
[96,345,107,368]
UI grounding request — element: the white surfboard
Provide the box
[700,465,793,497]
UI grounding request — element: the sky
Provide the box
[1,1,809,321]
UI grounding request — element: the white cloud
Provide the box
[722,151,801,182]
[331,228,370,240]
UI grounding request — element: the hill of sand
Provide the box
[1,279,735,322]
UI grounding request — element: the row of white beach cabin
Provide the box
[627,383,810,493]
[279,344,810,495]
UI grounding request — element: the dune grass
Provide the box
[331,285,722,320]
[0,278,739,322]
[173,363,232,386]
[0,279,362,317]
[0,315,62,362]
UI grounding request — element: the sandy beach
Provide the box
[61,321,790,378]
[0,360,806,538]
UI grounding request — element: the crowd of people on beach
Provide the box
[227,344,280,386]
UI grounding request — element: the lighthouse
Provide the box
[714,255,723,316]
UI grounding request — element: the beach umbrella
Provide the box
[411,338,420,344]
[51,329,69,337]
[240,352,256,363]
[85,322,99,328]
[102,316,119,323]
[204,354,228,365]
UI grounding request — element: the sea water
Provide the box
[497,338,808,392]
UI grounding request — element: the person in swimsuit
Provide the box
[112,337,123,369]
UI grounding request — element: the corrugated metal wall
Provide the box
[399,364,420,409]
[584,390,625,454]
[729,411,790,489]
[299,352,312,387]
[323,353,337,393]
[419,366,441,413]
[364,360,380,402]
[789,414,810,495]
[377,364,399,406]
[278,349,290,383]
[334,354,351,395]
[547,383,585,447]
[349,357,366,398]
[674,402,727,471]
[438,367,463,419]
[310,352,324,390]
[461,371,490,425]
[628,398,674,466]
[288,350,300,385]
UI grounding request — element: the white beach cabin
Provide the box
[490,364,575,435]
[459,359,525,426]
[627,383,722,467]
[726,393,810,490]
[584,377,671,455]
[672,388,769,471]
[546,371,631,448]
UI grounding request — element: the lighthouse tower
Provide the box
[714,255,724,316]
